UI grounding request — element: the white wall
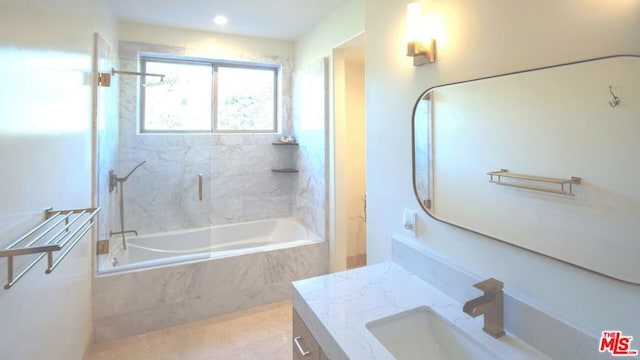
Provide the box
[295,0,365,70]
[366,0,640,340]
[0,1,117,358]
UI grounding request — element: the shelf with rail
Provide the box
[271,142,299,146]
[487,169,581,196]
[271,168,299,173]
[0,207,100,289]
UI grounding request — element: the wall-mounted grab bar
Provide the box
[487,169,581,196]
[0,207,100,289]
[198,173,203,201]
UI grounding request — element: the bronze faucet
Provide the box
[463,278,505,338]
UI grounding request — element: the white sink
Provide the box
[366,306,499,360]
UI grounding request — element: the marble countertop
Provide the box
[292,262,549,360]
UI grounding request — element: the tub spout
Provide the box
[463,278,505,338]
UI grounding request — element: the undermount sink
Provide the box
[366,306,499,360]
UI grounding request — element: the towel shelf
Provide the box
[271,142,299,146]
[487,169,581,196]
[271,168,299,173]
[0,207,100,289]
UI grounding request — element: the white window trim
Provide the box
[139,54,279,134]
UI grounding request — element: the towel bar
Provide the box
[0,207,100,289]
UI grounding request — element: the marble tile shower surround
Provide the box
[117,134,297,234]
[115,41,311,236]
[292,136,326,239]
[94,33,119,243]
[292,58,329,241]
[92,240,328,342]
[391,235,608,360]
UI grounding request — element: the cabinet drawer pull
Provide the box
[294,336,310,356]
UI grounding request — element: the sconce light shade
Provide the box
[406,2,436,66]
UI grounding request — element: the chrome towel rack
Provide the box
[487,169,581,196]
[0,207,100,289]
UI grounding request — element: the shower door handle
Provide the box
[198,173,203,201]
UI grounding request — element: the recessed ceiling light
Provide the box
[213,15,228,26]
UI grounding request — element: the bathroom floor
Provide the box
[87,300,292,360]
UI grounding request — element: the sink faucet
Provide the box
[463,278,505,338]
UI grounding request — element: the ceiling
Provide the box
[108,0,350,41]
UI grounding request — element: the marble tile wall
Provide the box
[93,240,328,342]
[292,58,329,240]
[114,42,303,236]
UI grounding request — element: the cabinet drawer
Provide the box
[292,308,320,360]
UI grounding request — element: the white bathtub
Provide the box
[94,216,328,342]
[99,217,321,274]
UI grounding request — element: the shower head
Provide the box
[99,68,166,88]
[143,76,179,88]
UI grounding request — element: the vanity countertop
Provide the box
[292,262,549,360]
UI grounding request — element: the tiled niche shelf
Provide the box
[272,168,299,173]
[271,142,299,173]
[271,142,299,146]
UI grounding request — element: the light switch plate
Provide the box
[403,210,416,237]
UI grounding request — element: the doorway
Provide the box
[331,33,366,271]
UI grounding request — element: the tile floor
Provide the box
[86,300,292,360]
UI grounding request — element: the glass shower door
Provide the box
[109,137,213,270]
[96,50,214,273]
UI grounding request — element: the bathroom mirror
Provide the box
[412,55,640,284]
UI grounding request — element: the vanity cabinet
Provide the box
[293,308,328,360]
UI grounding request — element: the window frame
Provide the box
[139,55,279,134]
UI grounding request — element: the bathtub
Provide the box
[93,217,327,342]
[99,217,319,274]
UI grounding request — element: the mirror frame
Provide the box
[411,54,640,285]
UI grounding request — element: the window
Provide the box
[140,56,278,133]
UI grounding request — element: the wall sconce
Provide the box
[406,2,436,66]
